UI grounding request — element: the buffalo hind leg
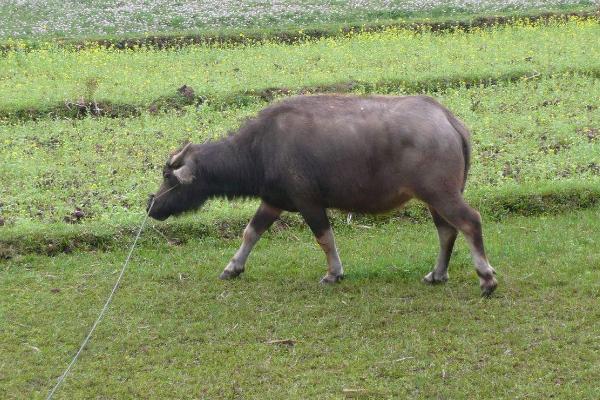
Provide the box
[423,207,458,285]
[219,202,282,280]
[298,205,344,284]
[428,196,497,296]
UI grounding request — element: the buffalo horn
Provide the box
[169,143,192,168]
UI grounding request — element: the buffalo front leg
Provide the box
[219,202,282,280]
[423,207,458,284]
[298,205,344,284]
[317,227,344,284]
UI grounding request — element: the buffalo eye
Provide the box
[163,170,173,180]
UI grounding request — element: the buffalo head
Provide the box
[147,143,207,220]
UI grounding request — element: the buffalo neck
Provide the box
[202,137,262,199]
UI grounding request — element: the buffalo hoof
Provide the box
[422,271,449,284]
[219,269,244,280]
[480,277,498,297]
[320,274,344,284]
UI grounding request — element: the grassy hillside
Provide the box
[1,18,599,255]
[1,19,599,119]
[2,74,600,221]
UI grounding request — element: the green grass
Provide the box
[2,207,599,398]
[1,21,599,257]
[1,19,599,119]
[1,74,598,229]
[0,0,596,42]
[0,0,600,399]
[2,4,600,398]
[1,7,596,53]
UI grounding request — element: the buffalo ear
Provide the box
[173,165,195,184]
[169,143,193,168]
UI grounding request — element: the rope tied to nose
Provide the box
[46,184,179,400]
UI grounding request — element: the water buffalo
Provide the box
[148,95,497,296]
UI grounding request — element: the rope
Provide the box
[46,198,156,399]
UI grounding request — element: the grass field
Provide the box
[1,74,599,224]
[2,208,600,398]
[0,0,596,40]
[1,1,599,398]
[2,19,600,119]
